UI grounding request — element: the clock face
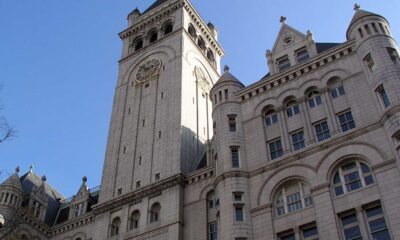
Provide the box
[135,59,162,83]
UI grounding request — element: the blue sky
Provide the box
[0,0,399,197]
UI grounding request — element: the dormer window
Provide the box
[277,55,291,72]
[295,47,310,63]
[31,200,43,218]
[74,202,85,217]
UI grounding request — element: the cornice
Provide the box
[92,174,185,215]
[236,40,356,102]
[50,214,95,237]
[184,166,215,185]
[119,1,184,40]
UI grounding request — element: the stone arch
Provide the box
[186,50,216,84]
[316,142,387,184]
[277,87,301,104]
[257,164,316,205]
[199,183,214,200]
[72,232,87,240]
[253,97,280,117]
[298,78,322,96]
[320,68,351,86]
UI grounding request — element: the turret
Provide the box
[207,22,218,40]
[210,66,253,240]
[127,8,141,27]
[348,5,400,151]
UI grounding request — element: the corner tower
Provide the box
[93,0,223,239]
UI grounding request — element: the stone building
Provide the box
[1,0,400,239]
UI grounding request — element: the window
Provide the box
[363,53,375,72]
[207,49,216,64]
[207,191,216,209]
[233,192,243,202]
[136,181,141,188]
[278,232,296,240]
[314,121,330,142]
[295,47,310,63]
[338,111,356,132]
[302,223,319,240]
[365,205,391,240]
[307,90,322,108]
[387,48,399,63]
[264,109,278,126]
[130,210,140,230]
[150,203,161,223]
[231,147,240,168]
[329,80,346,99]
[277,55,291,72]
[234,205,244,221]
[198,36,206,51]
[134,38,143,51]
[20,235,28,240]
[286,100,300,117]
[275,181,312,216]
[332,160,374,197]
[31,200,43,218]
[291,130,305,151]
[110,217,121,237]
[269,138,283,160]
[74,203,85,217]
[155,173,160,181]
[228,115,237,132]
[163,22,173,35]
[148,29,158,43]
[209,222,218,240]
[188,23,197,39]
[377,85,391,108]
[340,212,362,240]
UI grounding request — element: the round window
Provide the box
[283,37,293,45]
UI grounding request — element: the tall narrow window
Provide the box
[307,90,322,108]
[234,205,244,221]
[286,100,300,117]
[330,81,346,99]
[110,217,121,237]
[148,29,158,43]
[340,212,362,240]
[363,53,375,72]
[163,22,173,35]
[269,138,283,160]
[376,85,391,108]
[231,147,240,168]
[365,205,391,240]
[150,203,161,223]
[209,222,218,240]
[188,23,197,39]
[134,38,143,51]
[277,55,291,72]
[332,160,374,197]
[228,115,237,132]
[387,47,399,63]
[264,109,278,126]
[295,47,310,63]
[314,121,331,142]
[198,36,206,52]
[338,111,356,132]
[207,191,216,209]
[130,210,140,230]
[291,130,305,151]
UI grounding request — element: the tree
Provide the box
[0,84,15,144]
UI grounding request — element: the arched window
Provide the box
[332,160,374,197]
[207,191,216,209]
[20,234,28,240]
[110,217,121,237]
[134,38,144,51]
[263,108,278,126]
[306,89,322,108]
[198,36,206,52]
[274,180,312,217]
[207,49,215,62]
[150,203,161,223]
[328,77,345,99]
[285,99,300,117]
[130,210,140,230]
[148,29,158,43]
[188,23,197,39]
[163,22,173,35]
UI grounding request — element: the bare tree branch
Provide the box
[0,117,15,144]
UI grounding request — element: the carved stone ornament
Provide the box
[195,67,210,92]
[135,58,162,83]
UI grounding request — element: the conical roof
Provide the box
[143,0,170,14]
[0,169,23,193]
[215,66,244,87]
[349,9,385,27]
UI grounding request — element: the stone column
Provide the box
[278,108,290,152]
[323,89,339,134]
[301,99,315,143]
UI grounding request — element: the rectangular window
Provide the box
[269,138,283,160]
[278,232,296,240]
[363,53,375,72]
[287,192,303,213]
[387,47,399,63]
[295,47,310,63]
[277,55,291,72]
[286,104,300,117]
[136,181,141,188]
[225,89,229,100]
[209,222,218,240]
[330,85,345,98]
[228,115,237,132]
[340,212,362,240]
[265,113,278,126]
[235,205,244,221]
[155,173,160,181]
[377,86,391,108]
[291,130,306,151]
[302,223,319,240]
[231,147,240,168]
[338,111,356,132]
[308,95,322,108]
[233,192,243,202]
[314,121,331,142]
[365,205,391,240]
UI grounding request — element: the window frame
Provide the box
[269,138,284,160]
[209,222,218,240]
[234,205,244,222]
[275,181,313,217]
[339,211,363,240]
[314,121,331,142]
[295,47,310,64]
[363,53,375,72]
[228,114,237,132]
[307,90,323,108]
[376,85,391,108]
[231,147,240,168]
[277,55,291,72]
[291,130,306,151]
[337,110,356,132]
[364,204,392,240]
[286,100,300,117]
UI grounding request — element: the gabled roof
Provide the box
[143,0,170,14]
[272,23,307,52]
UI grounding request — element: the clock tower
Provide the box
[92,0,223,239]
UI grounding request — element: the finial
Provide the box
[82,176,88,183]
[354,3,360,11]
[280,16,287,24]
[224,65,230,73]
[15,166,20,174]
[41,175,47,182]
[29,164,34,172]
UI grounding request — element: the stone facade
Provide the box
[1,1,400,240]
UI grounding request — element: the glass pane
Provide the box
[341,213,358,226]
[366,206,383,218]
[280,233,296,240]
[361,164,371,174]
[331,89,338,98]
[344,226,362,240]
[364,175,374,185]
[371,229,391,240]
[335,186,344,196]
[277,206,285,216]
[342,162,357,171]
[346,180,362,192]
[344,171,360,183]
[303,226,318,238]
[339,86,346,95]
[316,96,322,105]
[294,105,300,114]
[369,218,387,232]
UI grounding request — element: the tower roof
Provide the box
[214,66,244,87]
[0,171,23,193]
[349,9,386,27]
[143,0,170,14]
